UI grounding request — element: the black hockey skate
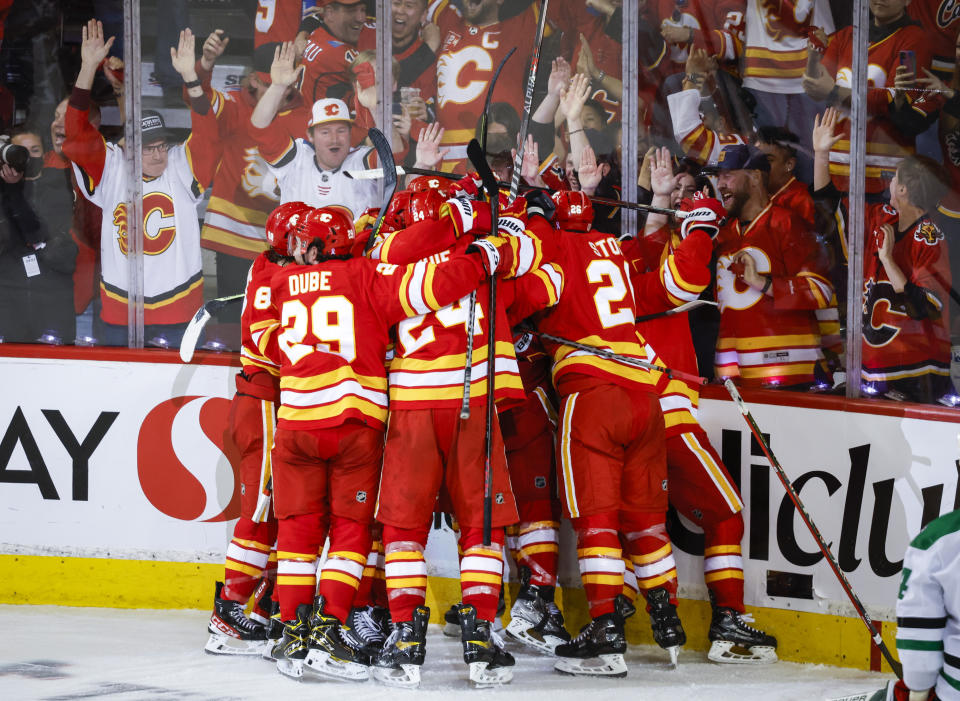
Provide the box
[274,603,312,679]
[340,605,391,664]
[302,596,369,681]
[458,603,515,686]
[553,595,629,677]
[372,606,429,688]
[707,593,778,665]
[647,587,685,668]
[205,581,267,656]
[249,578,283,661]
[443,587,506,637]
[506,567,571,654]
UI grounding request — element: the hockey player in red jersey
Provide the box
[713,144,834,388]
[813,108,953,404]
[370,192,556,687]
[263,204,522,681]
[520,189,684,676]
[205,201,309,657]
[634,152,778,664]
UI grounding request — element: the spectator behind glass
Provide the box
[65,22,222,349]
[391,0,436,129]
[802,0,931,195]
[299,0,374,105]
[0,129,77,344]
[429,0,545,172]
[713,144,834,389]
[813,108,953,405]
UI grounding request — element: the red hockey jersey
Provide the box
[431,0,544,171]
[265,246,491,430]
[237,253,282,403]
[822,23,932,193]
[535,229,663,396]
[254,0,302,47]
[908,0,960,79]
[300,22,376,105]
[860,204,952,385]
[713,203,833,387]
[771,176,815,229]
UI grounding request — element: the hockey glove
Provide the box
[439,195,491,238]
[678,193,726,239]
[524,189,556,223]
[450,171,484,200]
[468,235,510,276]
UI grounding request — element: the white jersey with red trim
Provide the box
[267,139,378,220]
[73,143,204,325]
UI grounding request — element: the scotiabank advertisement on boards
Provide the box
[1,355,958,619]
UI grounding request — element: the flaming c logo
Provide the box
[137,396,240,522]
[113,192,178,256]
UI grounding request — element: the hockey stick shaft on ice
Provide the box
[363,128,398,255]
[460,46,516,421]
[527,328,707,385]
[180,293,244,363]
[723,380,903,679]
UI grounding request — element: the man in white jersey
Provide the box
[249,41,377,220]
[64,21,220,348]
[895,509,960,701]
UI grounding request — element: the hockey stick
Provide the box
[635,299,718,323]
[468,138,502,546]
[460,47,517,421]
[507,0,549,202]
[180,293,244,363]
[723,380,904,680]
[363,127,398,255]
[526,327,707,385]
[345,166,687,217]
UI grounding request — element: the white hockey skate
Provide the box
[707,606,778,665]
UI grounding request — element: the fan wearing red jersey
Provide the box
[802,0,931,193]
[813,108,954,404]
[264,205,519,681]
[370,194,553,688]
[254,0,303,47]
[298,0,375,105]
[430,0,548,171]
[205,201,308,658]
[522,193,684,676]
[713,144,833,388]
[633,160,779,664]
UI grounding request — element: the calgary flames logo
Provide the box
[760,0,813,40]
[915,221,944,246]
[113,192,178,256]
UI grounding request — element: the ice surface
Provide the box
[1,605,889,700]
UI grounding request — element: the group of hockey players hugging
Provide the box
[203,154,780,686]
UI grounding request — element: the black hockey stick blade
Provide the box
[364,127,397,254]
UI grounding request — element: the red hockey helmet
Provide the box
[265,201,311,254]
[550,190,593,232]
[406,188,446,225]
[383,190,411,231]
[408,175,451,196]
[289,206,355,259]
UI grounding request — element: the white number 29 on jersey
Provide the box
[587,259,634,328]
[278,296,357,365]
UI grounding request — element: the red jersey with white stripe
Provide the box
[265,246,490,430]
[254,0,303,46]
[378,225,555,410]
[861,204,952,384]
[908,0,960,79]
[624,229,712,436]
[535,230,663,397]
[713,203,833,387]
[822,23,932,193]
[430,0,543,170]
[199,75,310,259]
[239,254,282,401]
